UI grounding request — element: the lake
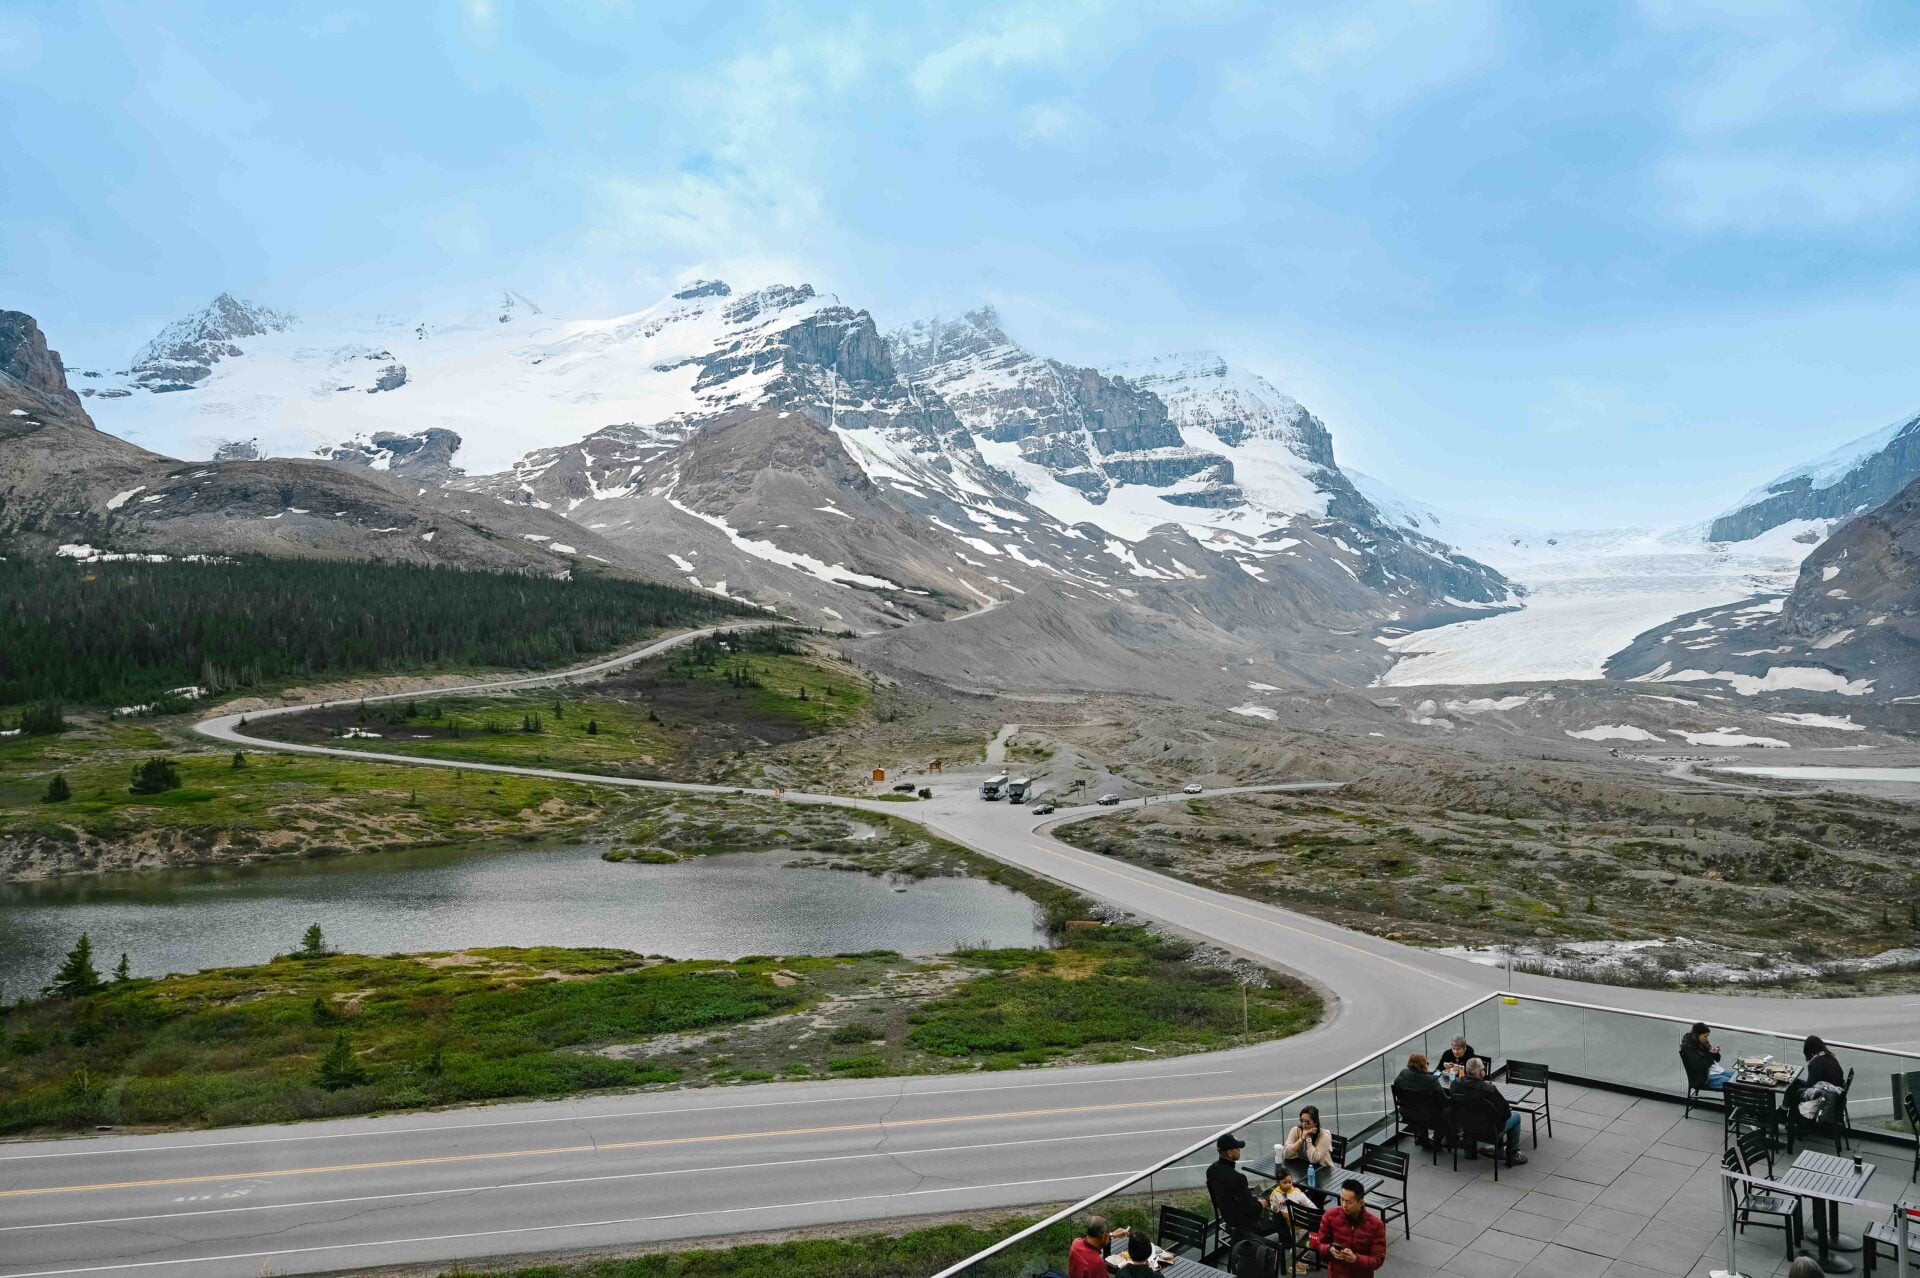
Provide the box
[1715,765,1920,783]
[0,843,1050,994]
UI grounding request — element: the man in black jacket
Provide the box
[1393,1052,1449,1149]
[1206,1132,1275,1243]
[1455,1058,1527,1167]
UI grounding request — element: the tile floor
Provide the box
[1375,1081,1917,1278]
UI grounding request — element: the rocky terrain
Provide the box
[1607,476,1920,699]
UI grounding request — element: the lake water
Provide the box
[0,844,1050,994]
[1715,765,1920,783]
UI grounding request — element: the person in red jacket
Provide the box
[1066,1215,1128,1278]
[1311,1180,1386,1276]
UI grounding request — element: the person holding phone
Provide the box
[1310,1179,1386,1276]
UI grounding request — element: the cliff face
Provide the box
[1710,412,1920,543]
[0,310,88,424]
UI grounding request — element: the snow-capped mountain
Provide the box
[65,281,1527,695]
[1710,408,1920,542]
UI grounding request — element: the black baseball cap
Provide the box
[1216,1132,1246,1153]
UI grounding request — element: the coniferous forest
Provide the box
[0,556,759,708]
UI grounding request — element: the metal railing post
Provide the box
[1899,1205,1910,1274]
[1721,1166,1738,1277]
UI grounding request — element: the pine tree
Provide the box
[586,719,599,735]
[297,924,331,959]
[128,758,181,795]
[49,933,102,999]
[231,751,248,769]
[314,1031,370,1090]
[42,773,70,803]
[113,952,131,982]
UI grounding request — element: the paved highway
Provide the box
[3,626,1915,1276]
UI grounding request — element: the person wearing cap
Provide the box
[1206,1132,1275,1245]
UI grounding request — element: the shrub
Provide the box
[41,773,70,803]
[128,758,181,795]
[313,1032,371,1090]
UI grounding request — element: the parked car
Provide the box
[892,781,917,793]
[1097,793,1121,806]
[1182,783,1204,795]
[1031,803,1056,815]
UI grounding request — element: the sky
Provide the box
[7,0,1920,525]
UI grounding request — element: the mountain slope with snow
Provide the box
[1710,409,1920,543]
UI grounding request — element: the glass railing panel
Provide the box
[1462,996,1502,1066]
[1495,991,1587,1074]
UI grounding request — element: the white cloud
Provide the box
[1021,99,1097,144]
[910,1,1101,102]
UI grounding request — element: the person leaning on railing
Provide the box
[1309,1178,1387,1276]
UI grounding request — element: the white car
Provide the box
[1182,783,1204,795]
[1097,793,1121,806]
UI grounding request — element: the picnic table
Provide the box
[1779,1148,1874,1274]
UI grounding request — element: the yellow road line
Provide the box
[0,1090,1284,1199]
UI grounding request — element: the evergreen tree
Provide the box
[128,758,181,794]
[314,1031,370,1090]
[19,702,66,735]
[297,924,331,959]
[114,952,131,982]
[231,751,248,769]
[41,773,70,803]
[586,719,598,735]
[48,933,102,999]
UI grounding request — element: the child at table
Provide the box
[1111,1231,1159,1276]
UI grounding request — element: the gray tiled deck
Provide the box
[1384,1081,1917,1278]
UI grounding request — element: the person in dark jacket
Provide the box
[1393,1051,1449,1149]
[1206,1132,1275,1242]
[1112,1231,1159,1278]
[1802,1035,1844,1089]
[1455,1058,1528,1167]
[1436,1035,1478,1074]
[1681,1022,1735,1090]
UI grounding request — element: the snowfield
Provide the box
[1374,518,1824,686]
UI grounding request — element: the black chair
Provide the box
[1449,1093,1509,1180]
[1791,1068,1857,1154]
[1286,1200,1324,1269]
[1158,1203,1219,1263]
[1391,1083,1448,1163]
[1226,1234,1288,1278]
[1505,1058,1551,1146]
[1681,1047,1722,1119]
[1358,1142,1411,1239]
[1724,1080,1783,1156]
[1725,1142,1803,1263]
[1862,1210,1920,1273]
[1327,1132,1351,1169]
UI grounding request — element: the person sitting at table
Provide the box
[1393,1051,1449,1149]
[1801,1035,1844,1089]
[1309,1178,1387,1276]
[1436,1035,1478,1074]
[1206,1132,1277,1244]
[1455,1057,1527,1167]
[1789,1035,1848,1129]
[1283,1104,1336,1177]
[1065,1215,1127,1278]
[1112,1231,1158,1278]
[1267,1168,1317,1248]
[1681,1022,1735,1090]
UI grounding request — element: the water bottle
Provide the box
[1307,1164,1317,1190]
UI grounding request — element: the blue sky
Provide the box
[7,0,1920,524]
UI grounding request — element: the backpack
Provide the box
[1228,1237,1285,1278]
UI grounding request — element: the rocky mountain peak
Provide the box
[0,310,85,418]
[128,293,293,391]
[496,291,543,323]
[1710,410,1920,543]
[673,279,732,301]
[721,283,817,325]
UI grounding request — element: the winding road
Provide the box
[2,625,1915,1277]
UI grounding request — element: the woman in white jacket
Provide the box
[1283,1104,1334,1175]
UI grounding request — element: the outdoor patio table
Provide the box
[1105,1254,1231,1276]
[1780,1149,1874,1274]
[1243,1157,1381,1201]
